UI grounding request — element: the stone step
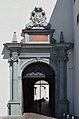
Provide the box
[0,113,56,119]
[0,116,22,119]
[23,113,56,119]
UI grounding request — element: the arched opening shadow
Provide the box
[22,62,55,117]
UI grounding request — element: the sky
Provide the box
[0,0,57,115]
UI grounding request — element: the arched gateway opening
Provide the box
[22,62,55,117]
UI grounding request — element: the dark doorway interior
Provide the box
[22,62,55,117]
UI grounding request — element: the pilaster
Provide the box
[12,52,18,100]
[57,50,69,116]
[8,52,21,115]
[8,60,13,100]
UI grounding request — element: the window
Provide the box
[77,13,79,25]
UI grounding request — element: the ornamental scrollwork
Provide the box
[26,7,51,29]
[8,52,18,63]
[23,72,45,78]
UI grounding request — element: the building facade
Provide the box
[2,0,79,117]
[73,0,79,115]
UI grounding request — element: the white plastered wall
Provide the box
[73,0,79,115]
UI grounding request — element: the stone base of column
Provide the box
[57,100,69,117]
[7,100,21,115]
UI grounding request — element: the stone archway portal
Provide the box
[22,62,55,117]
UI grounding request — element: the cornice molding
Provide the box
[4,42,73,52]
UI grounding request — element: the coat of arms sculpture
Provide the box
[26,7,51,29]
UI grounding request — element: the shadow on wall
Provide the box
[49,0,73,42]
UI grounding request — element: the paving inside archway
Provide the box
[22,62,55,117]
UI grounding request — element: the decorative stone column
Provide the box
[8,52,20,115]
[12,52,18,100]
[18,76,23,115]
[60,58,65,100]
[57,50,69,116]
[8,60,13,100]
